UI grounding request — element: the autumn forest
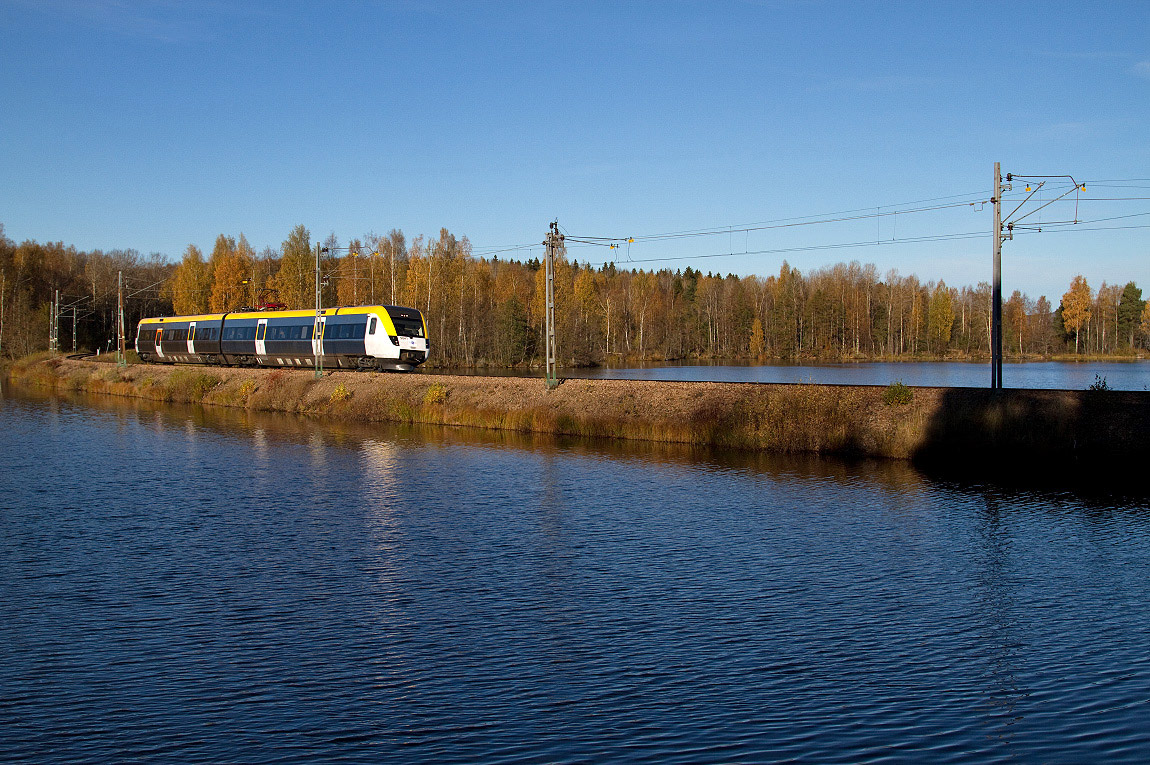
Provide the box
[2,222,1148,367]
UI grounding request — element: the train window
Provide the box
[257,324,266,341]
[390,316,424,337]
[369,317,377,335]
[334,323,363,339]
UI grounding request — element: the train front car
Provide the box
[262,305,428,370]
[366,305,429,371]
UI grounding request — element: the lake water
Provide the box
[433,360,1150,391]
[3,384,1150,763]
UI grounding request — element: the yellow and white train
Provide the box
[135,304,429,371]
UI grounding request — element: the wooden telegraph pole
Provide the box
[544,221,562,390]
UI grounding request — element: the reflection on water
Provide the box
[431,359,1150,391]
[2,382,1150,763]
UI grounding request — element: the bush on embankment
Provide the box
[7,357,1149,468]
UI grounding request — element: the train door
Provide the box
[313,317,325,359]
[256,319,268,356]
[187,322,196,354]
[155,327,164,358]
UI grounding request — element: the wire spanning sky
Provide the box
[2,1,1148,300]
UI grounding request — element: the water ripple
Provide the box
[2,391,1150,762]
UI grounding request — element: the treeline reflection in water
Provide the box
[3,382,1150,763]
[430,359,1150,391]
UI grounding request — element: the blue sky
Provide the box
[2,0,1148,300]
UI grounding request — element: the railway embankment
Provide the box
[7,356,1149,470]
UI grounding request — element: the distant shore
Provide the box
[7,356,1149,471]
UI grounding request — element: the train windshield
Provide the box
[386,308,424,337]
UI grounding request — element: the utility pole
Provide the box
[370,251,377,305]
[49,289,57,353]
[72,305,78,352]
[0,271,5,358]
[314,242,323,378]
[543,221,562,390]
[54,289,61,353]
[390,244,396,306]
[991,162,1003,390]
[117,271,126,366]
[990,165,1084,386]
[989,164,1082,388]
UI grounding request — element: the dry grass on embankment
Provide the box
[8,356,1149,466]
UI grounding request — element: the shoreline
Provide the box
[7,357,1149,469]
